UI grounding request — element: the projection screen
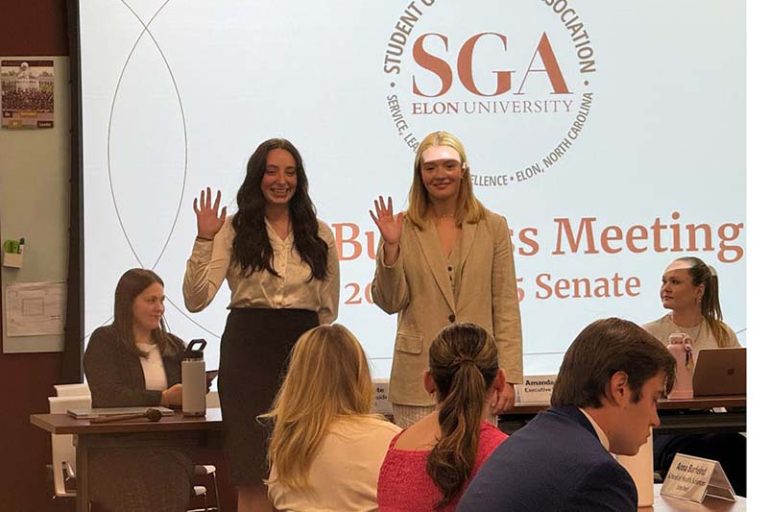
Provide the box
[76,0,746,379]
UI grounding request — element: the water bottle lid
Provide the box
[185,338,207,359]
[668,333,689,345]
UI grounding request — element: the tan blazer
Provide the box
[372,210,523,406]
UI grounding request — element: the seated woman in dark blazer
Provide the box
[83,268,193,512]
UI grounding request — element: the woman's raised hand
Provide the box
[193,187,227,240]
[369,196,403,246]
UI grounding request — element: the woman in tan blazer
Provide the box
[370,131,523,427]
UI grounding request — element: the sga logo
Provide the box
[411,32,570,98]
[382,1,597,184]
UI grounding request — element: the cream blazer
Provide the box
[372,210,523,406]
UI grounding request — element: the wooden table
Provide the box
[500,395,746,435]
[639,484,745,511]
[31,409,223,512]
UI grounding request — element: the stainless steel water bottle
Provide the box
[182,339,207,417]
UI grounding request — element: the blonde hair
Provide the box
[671,256,731,348]
[406,131,486,230]
[263,324,375,490]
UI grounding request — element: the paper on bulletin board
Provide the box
[4,281,65,336]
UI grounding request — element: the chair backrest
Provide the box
[205,390,220,408]
[49,393,92,497]
[54,383,91,397]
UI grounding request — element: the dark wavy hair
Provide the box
[113,268,182,358]
[427,323,499,509]
[231,138,328,280]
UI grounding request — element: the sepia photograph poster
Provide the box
[1,59,54,129]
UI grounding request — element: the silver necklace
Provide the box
[671,315,704,344]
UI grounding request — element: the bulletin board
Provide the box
[0,56,70,353]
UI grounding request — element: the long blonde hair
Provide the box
[406,131,485,230]
[673,256,731,347]
[263,324,375,490]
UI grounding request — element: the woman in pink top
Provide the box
[378,323,508,511]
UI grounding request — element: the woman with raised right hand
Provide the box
[183,138,340,512]
[369,131,523,429]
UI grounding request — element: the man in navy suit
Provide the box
[458,318,676,512]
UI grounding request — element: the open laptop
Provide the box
[692,347,746,397]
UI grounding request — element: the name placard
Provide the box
[516,374,557,404]
[660,453,736,503]
[372,379,393,415]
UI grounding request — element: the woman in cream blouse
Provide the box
[264,324,400,511]
[183,138,340,512]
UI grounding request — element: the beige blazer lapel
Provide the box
[413,224,456,311]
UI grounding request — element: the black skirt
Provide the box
[218,308,319,485]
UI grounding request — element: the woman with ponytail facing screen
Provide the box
[644,256,745,496]
[644,256,740,356]
[377,323,508,511]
